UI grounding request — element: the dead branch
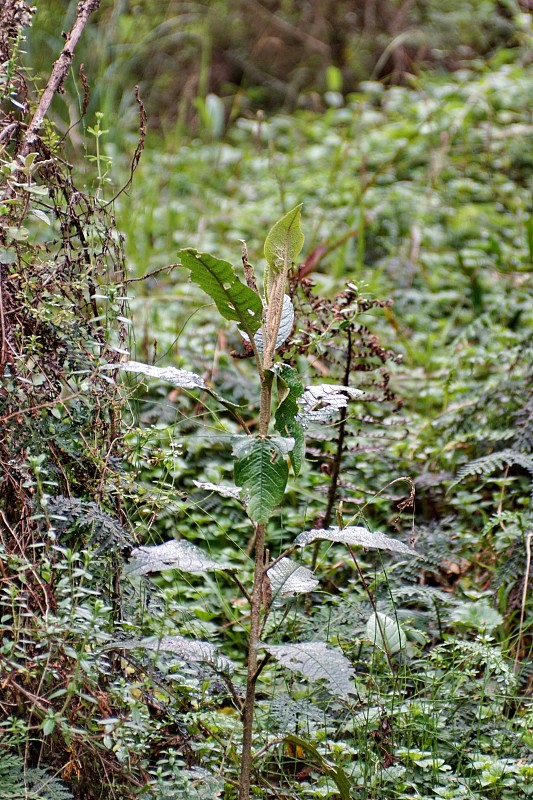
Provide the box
[17,0,101,161]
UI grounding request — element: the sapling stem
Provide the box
[238,519,267,800]
[236,207,303,798]
[238,369,274,799]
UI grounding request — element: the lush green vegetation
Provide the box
[1,1,532,798]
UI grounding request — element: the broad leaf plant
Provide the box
[118,206,418,799]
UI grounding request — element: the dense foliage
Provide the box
[1,2,532,799]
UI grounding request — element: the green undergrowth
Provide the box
[3,16,533,800]
[107,50,532,798]
[114,50,532,522]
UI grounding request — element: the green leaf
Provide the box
[274,364,305,475]
[264,204,304,297]
[450,601,503,632]
[42,714,56,736]
[178,248,263,340]
[233,436,290,523]
[280,417,305,476]
[366,612,407,655]
[264,204,304,272]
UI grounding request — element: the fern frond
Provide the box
[491,548,526,599]
[481,510,527,538]
[262,695,333,735]
[514,393,533,453]
[47,496,131,551]
[0,754,73,800]
[452,449,533,496]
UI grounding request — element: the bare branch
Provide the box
[17,0,101,160]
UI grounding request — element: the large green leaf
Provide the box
[273,363,305,475]
[264,204,304,273]
[233,436,291,523]
[178,248,263,339]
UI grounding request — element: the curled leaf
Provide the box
[295,526,418,556]
[298,384,364,425]
[108,635,234,673]
[192,481,243,501]
[241,294,294,354]
[366,612,407,655]
[119,360,240,408]
[267,558,319,606]
[261,641,356,699]
[273,363,306,475]
[120,361,208,390]
[125,539,235,577]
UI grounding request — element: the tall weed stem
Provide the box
[239,370,273,799]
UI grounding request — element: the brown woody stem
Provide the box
[238,369,273,799]
[238,519,267,800]
[17,1,101,162]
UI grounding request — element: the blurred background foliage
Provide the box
[26,0,531,135]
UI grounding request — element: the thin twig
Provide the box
[104,85,147,206]
[0,263,8,365]
[122,263,181,284]
[6,679,52,714]
[231,573,252,604]
[347,545,395,672]
[515,530,533,671]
